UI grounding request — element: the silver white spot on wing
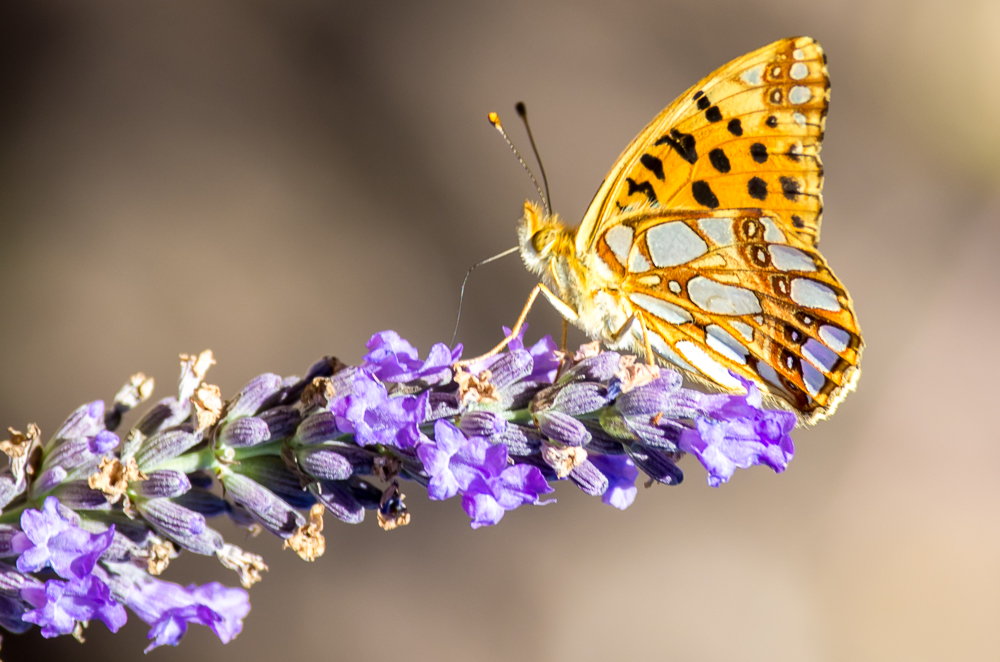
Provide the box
[769,245,816,272]
[819,325,850,353]
[790,62,809,80]
[688,277,762,315]
[789,86,812,104]
[741,64,764,86]
[760,217,785,243]
[792,48,806,60]
[801,360,825,397]
[790,279,840,311]
[731,321,754,343]
[645,222,708,268]
[697,217,735,246]
[639,328,696,373]
[705,325,749,365]
[628,250,651,273]
[756,362,784,388]
[793,112,807,126]
[754,315,764,325]
[802,338,839,373]
[668,280,682,294]
[629,292,693,324]
[605,225,634,266]
[676,341,744,390]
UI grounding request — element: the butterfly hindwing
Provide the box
[596,208,861,422]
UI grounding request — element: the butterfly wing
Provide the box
[596,209,861,423]
[579,37,861,422]
[578,36,828,252]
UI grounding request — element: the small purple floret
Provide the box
[16,497,115,580]
[589,454,639,510]
[462,462,554,529]
[362,331,462,386]
[333,370,427,448]
[21,575,126,637]
[678,376,796,486]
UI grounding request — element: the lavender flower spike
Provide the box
[0,328,808,652]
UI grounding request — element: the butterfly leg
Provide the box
[454,283,578,368]
[636,313,655,365]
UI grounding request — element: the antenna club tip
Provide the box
[515,101,527,116]
[487,111,502,128]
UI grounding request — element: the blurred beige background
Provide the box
[1,1,998,660]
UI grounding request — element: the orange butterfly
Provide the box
[471,37,861,425]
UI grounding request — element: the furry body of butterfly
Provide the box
[512,36,862,425]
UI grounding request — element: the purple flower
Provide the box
[21,575,126,637]
[362,331,462,385]
[461,463,554,529]
[417,420,505,500]
[589,454,639,510]
[507,326,560,384]
[333,369,427,448]
[105,565,249,651]
[465,325,559,384]
[678,377,796,486]
[16,497,115,580]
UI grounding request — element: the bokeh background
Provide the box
[1,1,998,660]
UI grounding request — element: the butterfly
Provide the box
[473,36,862,425]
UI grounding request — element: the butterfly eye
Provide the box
[531,229,557,255]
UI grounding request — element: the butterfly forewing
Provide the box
[578,36,829,252]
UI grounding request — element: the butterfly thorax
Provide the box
[518,201,633,343]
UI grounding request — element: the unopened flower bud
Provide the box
[570,459,609,496]
[132,470,191,499]
[257,406,301,440]
[294,411,340,445]
[458,411,507,440]
[536,410,592,447]
[217,417,270,448]
[627,445,684,485]
[220,472,304,538]
[133,429,202,471]
[51,401,105,445]
[138,498,207,539]
[297,448,352,481]
[487,349,533,389]
[225,373,284,421]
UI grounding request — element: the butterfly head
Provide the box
[517,200,575,277]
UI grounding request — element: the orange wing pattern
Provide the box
[581,37,861,422]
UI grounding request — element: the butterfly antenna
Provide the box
[450,245,520,348]
[515,102,552,214]
[488,111,550,215]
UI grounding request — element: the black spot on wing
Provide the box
[747,177,768,200]
[626,178,659,205]
[654,129,697,164]
[750,143,768,163]
[708,148,731,173]
[705,106,722,123]
[727,118,743,136]
[791,214,805,228]
[766,115,778,128]
[780,176,801,200]
[691,180,720,209]
[696,95,710,110]
[639,154,665,180]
